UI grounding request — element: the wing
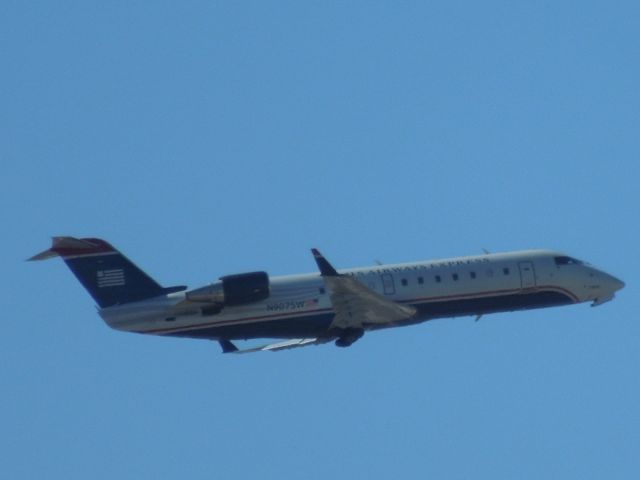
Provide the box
[218,249,416,354]
[219,338,331,354]
[311,249,416,330]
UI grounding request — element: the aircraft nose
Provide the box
[611,276,625,292]
[604,273,625,292]
[589,269,624,307]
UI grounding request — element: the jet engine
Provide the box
[185,271,270,309]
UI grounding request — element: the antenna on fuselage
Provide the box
[482,248,491,255]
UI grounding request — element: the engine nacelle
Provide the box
[220,271,270,306]
[185,271,270,308]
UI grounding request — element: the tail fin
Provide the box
[29,237,185,308]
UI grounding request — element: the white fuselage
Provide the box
[98,249,624,342]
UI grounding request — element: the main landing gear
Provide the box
[334,328,364,348]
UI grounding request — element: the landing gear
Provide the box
[335,328,364,348]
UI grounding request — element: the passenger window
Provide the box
[470,271,476,279]
[319,287,325,294]
[418,277,424,284]
[435,275,441,283]
[401,279,408,287]
[503,267,510,275]
[452,273,459,281]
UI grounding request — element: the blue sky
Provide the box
[2,1,639,478]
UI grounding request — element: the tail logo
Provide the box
[97,269,126,288]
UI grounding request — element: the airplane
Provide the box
[29,236,625,353]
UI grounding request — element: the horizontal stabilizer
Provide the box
[28,236,111,261]
[28,249,61,261]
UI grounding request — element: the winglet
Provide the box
[219,339,238,353]
[311,248,339,276]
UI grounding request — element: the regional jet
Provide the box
[30,237,625,353]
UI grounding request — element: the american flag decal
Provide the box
[97,269,125,288]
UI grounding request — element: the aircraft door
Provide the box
[518,261,537,289]
[381,273,396,295]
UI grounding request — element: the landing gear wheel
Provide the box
[335,328,364,347]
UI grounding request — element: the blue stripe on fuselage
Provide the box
[158,289,574,341]
[163,312,335,340]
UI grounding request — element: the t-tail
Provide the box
[29,237,186,308]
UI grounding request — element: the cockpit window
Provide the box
[554,256,583,266]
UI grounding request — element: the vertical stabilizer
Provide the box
[29,237,184,307]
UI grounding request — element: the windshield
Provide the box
[554,256,583,266]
